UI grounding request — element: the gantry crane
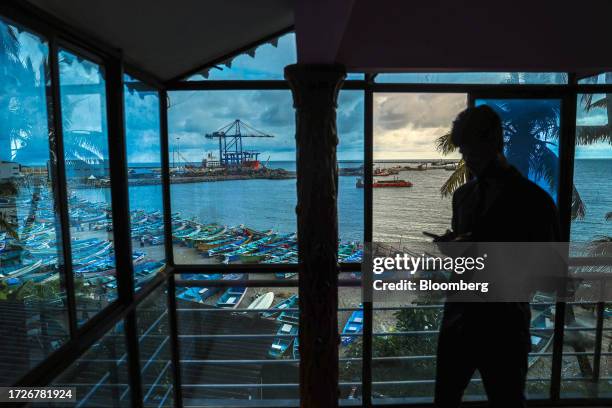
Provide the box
[205,119,274,168]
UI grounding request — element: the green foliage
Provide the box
[341,304,443,398]
[0,277,63,302]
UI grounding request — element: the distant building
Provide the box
[0,161,21,180]
[202,152,221,168]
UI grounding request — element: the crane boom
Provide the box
[204,119,274,167]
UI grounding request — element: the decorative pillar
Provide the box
[285,64,346,407]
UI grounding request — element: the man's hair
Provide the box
[450,105,503,152]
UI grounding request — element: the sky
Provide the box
[373,93,466,160]
[2,22,611,167]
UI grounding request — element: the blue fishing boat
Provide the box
[133,261,165,285]
[292,337,300,360]
[275,272,297,279]
[341,310,364,346]
[221,234,277,263]
[342,249,363,263]
[215,286,248,308]
[269,321,298,359]
[262,294,298,318]
[278,308,299,325]
[1,260,43,279]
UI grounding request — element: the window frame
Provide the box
[2,1,612,405]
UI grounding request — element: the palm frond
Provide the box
[571,185,586,220]
[580,94,594,111]
[439,160,469,197]
[587,96,609,111]
[575,125,612,145]
[529,141,558,194]
[586,236,612,257]
[435,132,456,155]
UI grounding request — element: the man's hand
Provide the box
[432,230,456,242]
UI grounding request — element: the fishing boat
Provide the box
[246,292,274,310]
[373,168,392,176]
[292,338,300,360]
[205,232,260,257]
[528,299,554,367]
[262,294,298,318]
[1,260,43,279]
[221,234,277,263]
[240,236,297,263]
[133,261,165,285]
[196,236,235,252]
[238,252,270,263]
[341,310,364,346]
[178,285,221,304]
[356,178,413,188]
[215,287,248,308]
[278,308,299,325]
[275,272,297,279]
[186,225,228,247]
[269,321,298,359]
[266,250,298,265]
[341,249,363,263]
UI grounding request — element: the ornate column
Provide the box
[285,64,346,407]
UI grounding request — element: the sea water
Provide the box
[73,159,611,244]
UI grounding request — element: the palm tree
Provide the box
[436,99,566,202]
[438,87,612,219]
[1,22,42,242]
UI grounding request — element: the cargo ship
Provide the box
[356,178,413,188]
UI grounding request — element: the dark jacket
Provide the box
[441,161,560,351]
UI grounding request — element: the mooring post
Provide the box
[285,64,346,407]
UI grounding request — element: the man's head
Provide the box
[451,105,504,176]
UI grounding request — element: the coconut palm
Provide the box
[438,89,612,219]
[436,99,564,199]
[586,211,612,258]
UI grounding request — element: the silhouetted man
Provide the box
[434,106,560,407]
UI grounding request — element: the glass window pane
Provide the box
[167,90,297,265]
[338,90,364,261]
[346,73,364,80]
[475,99,561,201]
[371,94,561,402]
[578,72,612,84]
[58,50,116,322]
[371,302,441,403]
[376,72,567,84]
[0,17,69,385]
[373,93,466,243]
[370,302,556,403]
[187,33,296,81]
[339,286,363,403]
[572,93,612,245]
[124,75,166,291]
[176,278,299,405]
[50,321,130,406]
[137,284,173,407]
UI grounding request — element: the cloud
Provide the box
[373,93,466,159]
[375,93,467,130]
